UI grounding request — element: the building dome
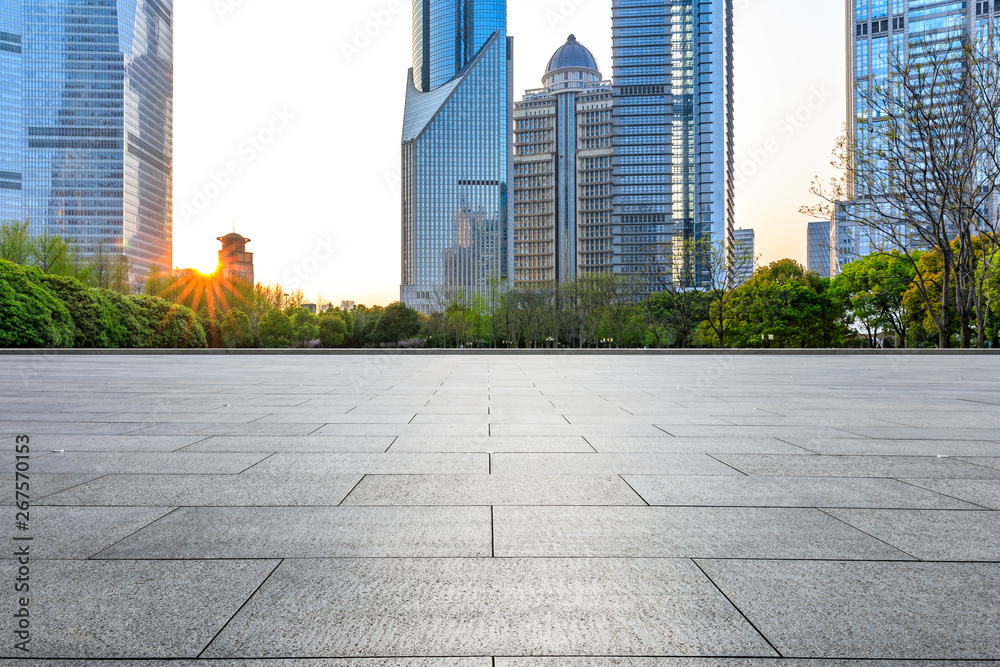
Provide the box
[546,35,599,73]
[542,35,602,92]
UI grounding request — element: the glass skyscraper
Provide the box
[512,35,613,289]
[611,0,734,288]
[401,0,513,313]
[0,0,172,277]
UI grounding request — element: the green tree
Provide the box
[258,308,293,348]
[221,309,255,348]
[377,301,422,345]
[0,221,33,265]
[832,251,917,348]
[129,295,207,348]
[285,306,320,346]
[319,312,348,347]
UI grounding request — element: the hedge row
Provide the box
[0,259,207,348]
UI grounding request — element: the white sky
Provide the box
[174,0,847,305]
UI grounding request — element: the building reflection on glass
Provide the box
[0,1,173,278]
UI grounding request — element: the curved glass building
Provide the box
[401,0,513,313]
[0,0,172,278]
[512,35,613,288]
[611,0,734,288]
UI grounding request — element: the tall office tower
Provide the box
[512,35,613,289]
[400,0,513,313]
[732,226,754,283]
[0,1,173,278]
[841,0,998,267]
[611,0,735,289]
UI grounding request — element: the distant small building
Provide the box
[733,228,755,284]
[340,301,355,312]
[217,232,254,284]
[302,303,317,315]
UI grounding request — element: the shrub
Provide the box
[129,295,207,348]
[36,273,143,348]
[0,259,75,347]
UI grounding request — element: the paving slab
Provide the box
[0,434,208,452]
[340,474,646,506]
[711,454,1000,478]
[490,453,740,476]
[27,506,175,558]
[0,472,105,501]
[697,560,1000,660]
[0,661,493,667]
[95,506,491,559]
[494,507,911,559]
[40,473,362,506]
[585,436,810,455]
[0,559,278,658]
[3,451,269,475]
[902,478,1000,509]
[389,436,594,453]
[622,475,978,509]
[248,452,488,475]
[824,509,1000,561]
[202,558,776,658]
[781,438,1000,457]
[179,436,396,453]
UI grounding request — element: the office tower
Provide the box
[0,0,173,278]
[611,0,735,288]
[512,35,613,289]
[733,227,755,283]
[400,0,513,313]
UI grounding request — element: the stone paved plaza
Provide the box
[1,352,999,665]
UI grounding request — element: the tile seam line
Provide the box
[691,558,784,659]
[815,507,923,561]
[87,505,184,559]
[894,478,995,510]
[196,558,284,659]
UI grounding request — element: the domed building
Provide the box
[217,231,254,284]
[512,36,614,289]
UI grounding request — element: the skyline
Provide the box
[174,0,847,305]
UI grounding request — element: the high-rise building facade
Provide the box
[0,0,173,277]
[611,0,735,288]
[807,220,833,278]
[401,0,513,313]
[512,35,613,289]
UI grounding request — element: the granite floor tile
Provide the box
[901,478,1000,509]
[824,509,1000,561]
[780,439,1000,457]
[29,506,175,558]
[585,437,810,455]
[495,660,997,666]
[179,436,396,453]
[494,507,912,559]
[1,472,105,501]
[2,661,493,667]
[96,506,491,559]
[490,424,668,437]
[0,559,278,658]
[248,452,488,475]
[711,454,1000,478]
[340,474,646,506]
[491,453,740,476]
[697,560,1000,659]
[389,436,593,453]
[0,435,207,452]
[202,558,776,658]
[133,423,325,436]
[6,451,269,475]
[655,425,861,439]
[623,475,979,509]
[39,473,362,507]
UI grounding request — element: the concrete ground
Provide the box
[0,353,998,665]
